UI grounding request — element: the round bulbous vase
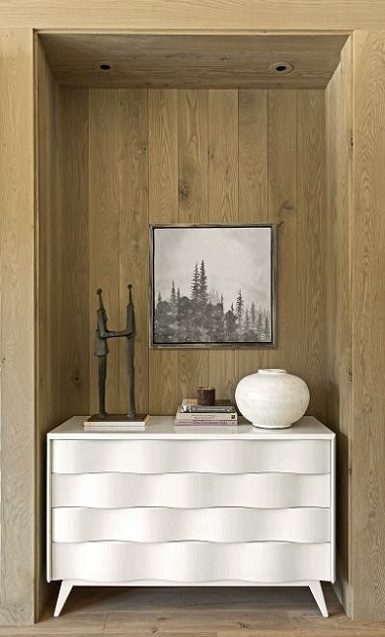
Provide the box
[235,369,310,429]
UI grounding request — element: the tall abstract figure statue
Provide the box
[95,285,136,419]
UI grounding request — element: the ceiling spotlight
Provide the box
[270,62,294,74]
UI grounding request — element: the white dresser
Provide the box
[47,416,335,617]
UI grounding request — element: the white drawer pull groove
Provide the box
[52,439,330,474]
[52,472,330,508]
[52,541,332,583]
[52,507,330,543]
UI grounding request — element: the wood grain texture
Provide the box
[325,37,353,615]
[0,28,35,624]
[83,87,329,415]
[89,90,120,413]
[57,88,90,418]
[238,90,269,379]
[3,583,385,636]
[36,39,90,616]
[35,37,59,621]
[208,90,238,400]
[0,1,384,29]
[296,90,326,419]
[267,91,297,372]
[148,90,179,414]
[118,89,149,414]
[351,30,385,620]
[178,90,209,401]
[38,33,347,89]
[4,584,382,636]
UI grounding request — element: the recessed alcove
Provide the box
[35,30,351,615]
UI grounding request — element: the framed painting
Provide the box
[150,224,276,348]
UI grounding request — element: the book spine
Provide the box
[176,412,237,422]
[175,420,238,426]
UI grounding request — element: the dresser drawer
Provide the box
[51,541,332,583]
[52,472,331,508]
[51,439,331,474]
[52,506,330,543]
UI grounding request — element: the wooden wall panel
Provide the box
[35,38,58,620]
[0,1,384,30]
[36,46,90,618]
[208,90,238,400]
[89,90,120,413]
[178,90,209,401]
[0,29,35,624]
[297,90,326,420]
[83,87,327,416]
[238,90,269,377]
[268,91,298,372]
[351,30,385,620]
[325,38,353,615]
[57,89,90,418]
[118,89,149,414]
[148,90,179,414]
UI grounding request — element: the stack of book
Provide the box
[175,398,238,426]
[84,414,150,431]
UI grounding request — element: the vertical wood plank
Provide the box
[351,30,385,620]
[325,38,353,614]
[89,90,120,414]
[178,89,209,401]
[148,89,179,414]
[325,72,339,428]
[208,89,238,400]
[36,41,58,616]
[336,39,353,457]
[238,90,269,379]
[0,28,35,624]
[268,91,297,373]
[58,89,90,418]
[118,89,149,414]
[297,90,326,419]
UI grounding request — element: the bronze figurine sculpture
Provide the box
[94,285,136,419]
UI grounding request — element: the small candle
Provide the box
[197,386,216,406]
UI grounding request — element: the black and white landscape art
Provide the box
[151,225,275,347]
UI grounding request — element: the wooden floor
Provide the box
[2,585,385,636]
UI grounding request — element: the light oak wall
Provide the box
[79,87,327,417]
[36,42,90,617]
[0,1,384,30]
[325,39,353,615]
[0,29,35,624]
[350,30,385,620]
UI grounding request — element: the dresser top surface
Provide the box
[48,415,335,440]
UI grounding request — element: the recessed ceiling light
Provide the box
[270,62,294,74]
[99,63,111,71]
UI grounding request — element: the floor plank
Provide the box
[2,586,385,636]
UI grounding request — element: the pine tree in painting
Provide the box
[191,262,200,303]
[256,312,264,338]
[250,302,257,329]
[199,260,209,305]
[236,289,244,335]
[170,280,177,305]
[154,262,271,344]
[263,314,271,341]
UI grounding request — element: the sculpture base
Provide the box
[84,414,149,430]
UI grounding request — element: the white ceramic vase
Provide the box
[235,369,310,429]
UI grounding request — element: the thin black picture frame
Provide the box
[149,223,277,349]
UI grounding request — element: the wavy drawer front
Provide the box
[52,472,330,508]
[52,541,331,582]
[52,507,330,543]
[51,439,330,474]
